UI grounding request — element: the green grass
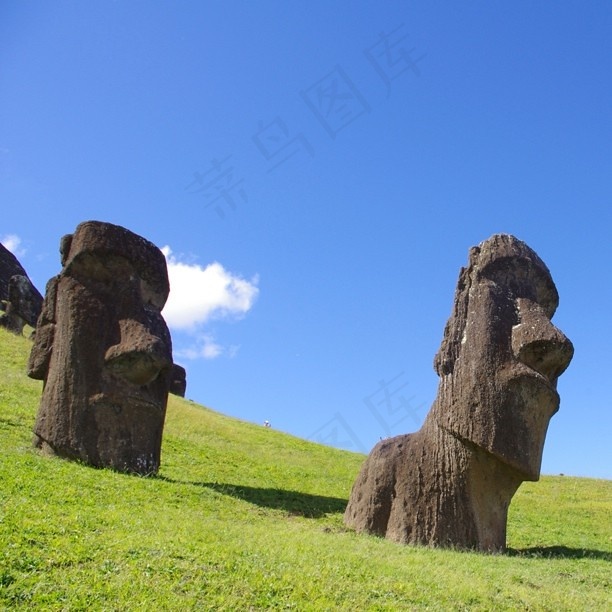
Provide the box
[1,327,610,610]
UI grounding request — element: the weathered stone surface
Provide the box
[28,221,173,475]
[0,243,25,304]
[169,363,187,397]
[344,234,574,551]
[1,275,44,334]
[0,244,43,334]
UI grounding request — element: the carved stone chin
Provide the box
[28,221,174,475]
[344,234,574,551]
[169,363,187,398]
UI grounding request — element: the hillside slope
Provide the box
[1,328,610,610]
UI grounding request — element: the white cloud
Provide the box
[174,334,241,361]
[1,234,25,257]
[161,247,258,360]
[161,246,259,330]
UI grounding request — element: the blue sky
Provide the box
[2,1,610,479]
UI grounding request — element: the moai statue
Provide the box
[0,275,43,335]
[28,221,173,475]
[344,234,574,551]
[0,243,26,304]
[0,243,43,335]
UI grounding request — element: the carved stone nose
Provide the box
[104,320,172,385]
[105,343,171,385]
[512,299,574,384]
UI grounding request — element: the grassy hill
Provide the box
[1,327,610,610]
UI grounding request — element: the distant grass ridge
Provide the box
[1,328,610,610]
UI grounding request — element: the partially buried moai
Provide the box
[28,221,173,475]
[0,242,43,335]
[344,234,574,551]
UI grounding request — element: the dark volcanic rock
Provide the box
[0,243,25,303]
[0,244,43,334]
[344,234,574,551]
[169,363,187,397]
[1,275,44,334]
[28,221,173,475]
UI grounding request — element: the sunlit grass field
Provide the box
[1,328,610,610]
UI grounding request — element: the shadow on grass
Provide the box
[507,546,611,561]
[159,477,347,518]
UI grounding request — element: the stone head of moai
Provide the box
[344,234,574,551]
[0,243,43,335]
[28,221,173,475]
